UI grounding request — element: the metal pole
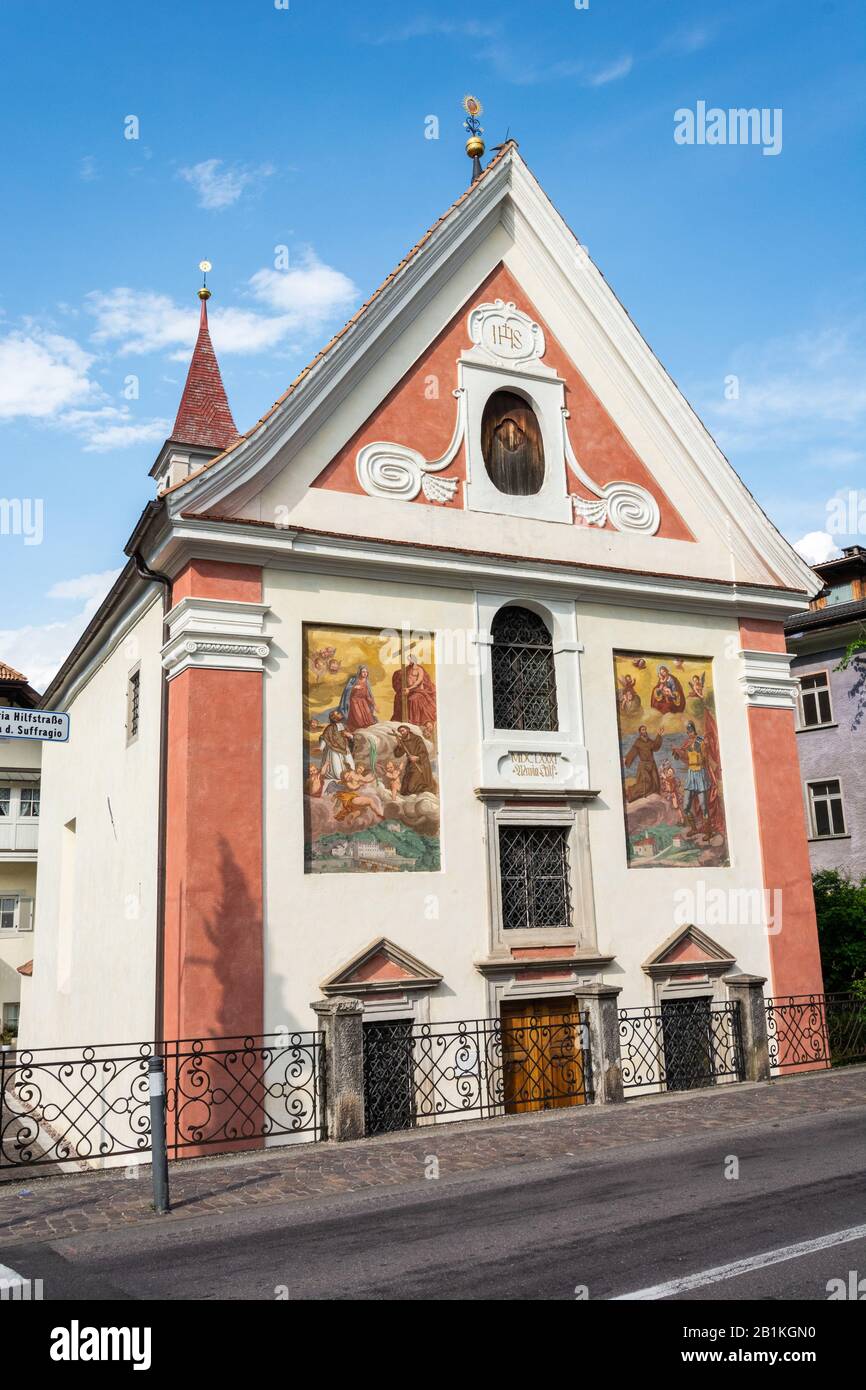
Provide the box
[147,1056,170,1214]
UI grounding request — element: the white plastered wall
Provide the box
[263,566,773,1030]
[17,599,163,1050]
[263,568,490,1031]
[578,602,773,999]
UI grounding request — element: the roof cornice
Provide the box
[148,514,810,621]
[164,150,517,517]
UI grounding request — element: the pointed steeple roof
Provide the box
[171,288,238,451]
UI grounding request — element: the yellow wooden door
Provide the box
[500,1000,585,1114]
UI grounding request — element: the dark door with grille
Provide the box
[363,1020,414,1135]
[661,998,715,1092]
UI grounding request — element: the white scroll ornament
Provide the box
[356,389,465,504]
[563,409,660,535]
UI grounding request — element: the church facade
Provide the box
[21,142,824,1066]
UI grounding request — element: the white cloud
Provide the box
[179,158,274,210]
[698,321,866,455]
[0,330,97,419]
[793,531,840,566]
[660,25,713,56]
[87,251,357,358]
[59,406,171,452]
[87,288,197,356]
[47,569,121,601]
[587,55,633,87]
[0,568,121,693]
[367,19,499,44]
[80,155,98,182]
[248,250,357,321]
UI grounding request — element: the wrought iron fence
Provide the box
[619,1000,744,1094]
[765,993,866,1071]
[0,1032,324,1170]
[362,1013,591,1136]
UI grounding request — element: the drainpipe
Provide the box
[132,551,172,1045]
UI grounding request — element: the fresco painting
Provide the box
[614,653,729,868]
[303,625,440,872]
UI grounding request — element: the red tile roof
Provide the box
[17,960,33,977]
[0,662,27,682]
[172,295,239,451]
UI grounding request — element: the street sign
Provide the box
[0,708,70,742]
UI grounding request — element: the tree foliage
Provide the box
[813,868,866,993]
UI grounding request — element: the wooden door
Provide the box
[500,999,585,1114]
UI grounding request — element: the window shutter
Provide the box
[17,898,34,932]
[481,390,545,496]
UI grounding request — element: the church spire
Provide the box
[171,262,238,451]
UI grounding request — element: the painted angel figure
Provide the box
[617,673,642,715]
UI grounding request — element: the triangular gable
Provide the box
[312,262,693,540]
[163,144,819,597]
[643,924,736,978]
[321,937,443,996]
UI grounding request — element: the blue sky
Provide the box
[1,0,864,688]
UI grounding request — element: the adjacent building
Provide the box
[0,663,41,1038]
[20,141,824,1095]
[786,545,866,878]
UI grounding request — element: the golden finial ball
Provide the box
[465,135,485,159]
[198,287,212,300]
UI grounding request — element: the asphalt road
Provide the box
[4,1104,866,1301]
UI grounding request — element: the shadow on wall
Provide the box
[180,834,262,1041]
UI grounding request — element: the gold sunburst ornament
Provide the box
[198,258,212,301]
[462,94,485,167]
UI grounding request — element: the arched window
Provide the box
[490,606,559,731]
[481,390,545,496]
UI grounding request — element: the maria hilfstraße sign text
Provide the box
[0,708,69,742]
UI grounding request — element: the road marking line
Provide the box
[612,1222,866,1300]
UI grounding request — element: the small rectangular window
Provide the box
[19,787,40,818]
[2,1002,20,1036]
[499,825,572,931]
[126,668,141,741]
[799,672,832,728]
[808,779,846,838]
[0,897,17,931]
[0,788,9,817]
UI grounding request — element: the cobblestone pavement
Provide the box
[1,1066,864,1249]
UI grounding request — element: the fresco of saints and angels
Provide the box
[303,625,440,873]
[613,653,730,868]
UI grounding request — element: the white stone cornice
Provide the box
[161,596,272,678]
[738,648,799,709]
[152,518,813,623]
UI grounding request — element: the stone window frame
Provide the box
[804,775,848,840]
[797,669,834,730]
[483,797,597,953]
[126,663,141,745]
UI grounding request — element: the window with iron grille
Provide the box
[126,668,140,741]
[807,778,846,837]
[19,787,40,818]
[490,606,558,731]
[498,825,572,931]
[799,671,832,727]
